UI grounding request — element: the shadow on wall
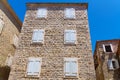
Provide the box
[0,66,10,80]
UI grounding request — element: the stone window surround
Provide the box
[103,44,114,53]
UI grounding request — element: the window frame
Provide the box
[32,29,44,44]
[64,30,77,44]
[26,57,42,77]
[64,8,76,19]
[103,44,114,53]
[36,8,47,18]
[107,59,119,70]
[64,58,78,77]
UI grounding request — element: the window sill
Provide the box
[64,76,78,79]
[64,42,76,46]
[25,75,40,78]
[31,42,44,45]
[64,17,76,20]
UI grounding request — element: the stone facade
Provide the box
[0,0,22,80]
[94,40,120,80]
[9,3,96,80]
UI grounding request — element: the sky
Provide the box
[8,0,120,53]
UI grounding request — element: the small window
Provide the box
[32,29,44,43]
[37,8,47,18]
[103,44,113,53]
[107,59,119,70]
[64,58,78,77]
[27,58,41,77]
[64,30,76,44]
[13,34,19,47]
[0,20,4,34]
[64,8,75,19]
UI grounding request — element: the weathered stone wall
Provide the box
[0,2,20,67]
[9,4,96,80]
[94,40,120,80]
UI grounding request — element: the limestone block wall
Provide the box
[9,3,96,80]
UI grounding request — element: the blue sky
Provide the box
[8,0,120,53]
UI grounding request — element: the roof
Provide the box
[26,3,88,9]
[0,0,22,31]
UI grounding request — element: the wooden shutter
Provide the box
[70,30,76,43]
[32,29,44,43]
[70,61,77,76]
[64,30,76,43]
[65,8,75,18]
[64,61,71,76]
[0,20,4,34]
[37,8,47,18]
[27,58,41,76]
[108,60,113,70]
[64,58,78,76]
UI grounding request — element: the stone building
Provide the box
[0,0,22,80]
[9,3,96,80]
[94,40,120,80]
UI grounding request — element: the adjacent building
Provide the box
[8,3,96,80]
[0,0,22,80]
[94,40,120,80]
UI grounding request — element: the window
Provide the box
[107,59,119,70]
[0,20,4,34]
[103,44,113,53]
[64,58,78,77]
[64,30,76,44]
[32,29,44,43]
[64,8,75,19]
[37,8,47,18]
[27,57,41,77]
[13,34,19,47]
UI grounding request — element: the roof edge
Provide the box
[0,0,22,31]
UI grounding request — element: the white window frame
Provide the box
[107,59,119,70]
[64,58,78,77]
[103,44,114,53]
[64,8,76,19]
[0,19,4,34]
[64,30,77,44]
[32,29,44,43]
[37,8,47,18]
[26,57,42,77]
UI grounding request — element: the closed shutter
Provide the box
[64,58,78,76]
[32,29,44,43]
[64,30,76,43]
[64,61,71,76]
[0,20,4,34]
[71,61,77,76]
[27,58,41,76]
[65,8,75,18]
[37,8,47,18]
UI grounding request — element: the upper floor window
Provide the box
[64,8,75,19]
[107,59,119,70]
[0,20,4,34]
[64,58,78,77]
[64,30,76,44]
[103,44,113,53]
[26,57,42,77]
[32,29,44,43]
[37,8,47,18]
